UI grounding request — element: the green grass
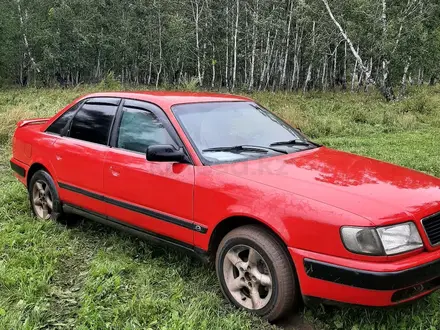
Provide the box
[0,86,439,329]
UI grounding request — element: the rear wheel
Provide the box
[28,170,75,223]
[31,178,54,220]
[216,225,299,321]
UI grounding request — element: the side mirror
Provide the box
[146,144,188,163]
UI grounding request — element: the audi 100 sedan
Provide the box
[10,92,440,321]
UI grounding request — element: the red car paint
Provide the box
[10,91,440,307]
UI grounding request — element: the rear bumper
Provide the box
[290,247,440,306]
[10,158,28,185]
[10,160,26,177]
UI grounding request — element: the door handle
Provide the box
[109,166,120,177]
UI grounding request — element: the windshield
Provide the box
[173,101,315,164]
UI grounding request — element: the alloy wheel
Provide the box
[32,179,53,220]
[222,244,273,310]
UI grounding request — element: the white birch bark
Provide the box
[290,23,299,90]
[265,29,278,89]
[399,57,411,98]
[259,30,271,90]
[232,0,239,91]
[321,0,373,83]
[225,6,229,89]
[281,0,294,88]
[248,0,259,91]
[343,41,347,90]
[155,1,163,89]
[303,21,315,93]
[333,44,338,87]
[16,0,40,77]
[211,43,216,88]
[351,45,359,92]
[365,57,373,92]
[191,0,203,86]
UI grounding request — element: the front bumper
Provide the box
[290,247,440,306]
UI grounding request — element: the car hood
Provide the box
[212,147,440,225]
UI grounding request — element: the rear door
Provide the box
[103,99,197,246]
[52,98,120,214]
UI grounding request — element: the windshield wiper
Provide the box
[202,145,287,154]
[270,139,313,147]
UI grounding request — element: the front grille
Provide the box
[422,212,440,246]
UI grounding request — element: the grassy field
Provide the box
[0,86,439,329]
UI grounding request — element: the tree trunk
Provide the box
[16,0,40,85]
[399,57,411,98]
[321,0,373,84]
[303,21,315,93]
[281,0,294,89]
[232,0,239,91]
[364,57,373,92]
[351,46,359,92]
[148,51,152,85]
[211,43,216,88]
[380,0,394,101]
[225,5,229,89]
[265,29,278,89]
[155,2,163,89]
[342,41,347,90]
[322,56,327,90]
[192,0,203,87]
[248,0,258,91]
[259,30,271,90]
[333,43,338,88]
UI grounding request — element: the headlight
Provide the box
[341,222,423,256]
[377,222,423,255]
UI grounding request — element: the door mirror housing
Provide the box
[146,145,189,163]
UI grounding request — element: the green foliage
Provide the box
[401,91,435,115]
[98,72,122,90]
[0,87,439,329]
[0,0,439,95]
[180,76,200,91]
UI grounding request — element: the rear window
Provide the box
[46,103,80,135]
[69,103,117,145]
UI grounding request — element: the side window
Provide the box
[69,103,117,145]
[117,107,174,153]
[46,103,79,134]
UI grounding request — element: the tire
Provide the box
[216,225,299,321]
[28,169,75,224]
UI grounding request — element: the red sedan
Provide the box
[10,92,440,321]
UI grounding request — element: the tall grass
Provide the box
[0,86,439,329]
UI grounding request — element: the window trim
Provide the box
[114,107,174,154]
[45,101,84,136]
[108,98,195,165]
[66,97,121,146]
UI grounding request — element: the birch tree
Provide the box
[0,0,438,97]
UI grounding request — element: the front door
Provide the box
[103,100,195,246]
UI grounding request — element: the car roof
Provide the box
[79,91,251,109]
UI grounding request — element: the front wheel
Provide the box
[215,225,299,321]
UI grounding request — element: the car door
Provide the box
[103,99,196,246]
[52,98,120,215]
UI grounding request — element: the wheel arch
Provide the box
[26,163,52,188]
[208,216,291,261]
